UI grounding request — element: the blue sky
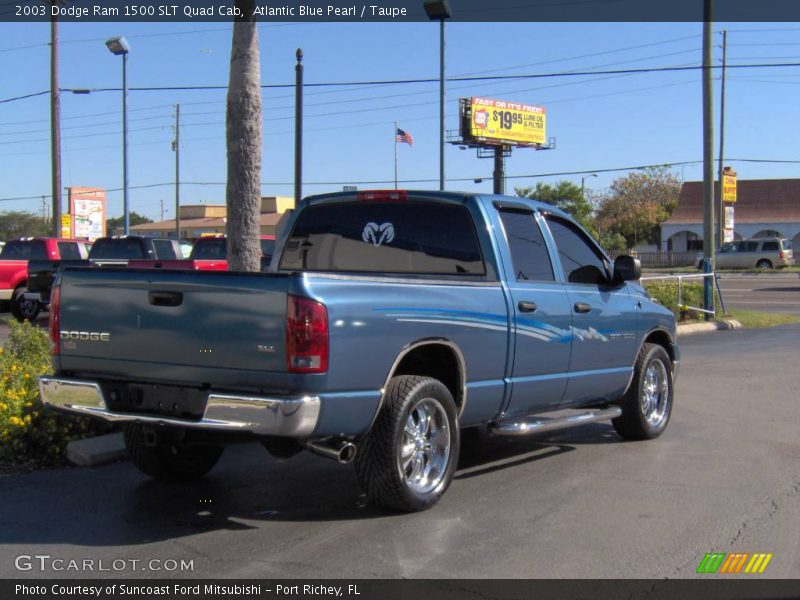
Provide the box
[1,21,799,222]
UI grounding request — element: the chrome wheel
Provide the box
[400,397,451,495]
[641,358,669,427]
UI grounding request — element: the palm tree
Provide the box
[225,0,262,272]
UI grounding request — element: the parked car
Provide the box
[127,234,276,271]
[40,190,678,512]
[26,235,182,309]
[696,237,794,270]
[0,237,91,321]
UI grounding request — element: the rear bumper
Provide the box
[38,377,320,438]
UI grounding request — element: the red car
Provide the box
[0,237,90,321]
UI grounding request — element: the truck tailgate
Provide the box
[57,268,291,388]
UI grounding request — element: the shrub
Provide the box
[644,280,719,321]
[0,320,98,466]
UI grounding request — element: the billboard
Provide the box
[68,187,106,240]
[722,173,737,203]
[464,97,546,146]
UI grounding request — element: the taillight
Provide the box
[357,190,407,202]
[286,295,328,373]
[779,251,785,260]
[49,284,61,355]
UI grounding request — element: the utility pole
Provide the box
[702,3,716,320]
[716,30,728,250]
[160,199,164,222]
[50,3,62,237]
[294,49,303,205]
[173,104,180,238]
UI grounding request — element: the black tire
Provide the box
[613,343,673,440]
[756,259,772,270]
[10,286,40,322]
[355,375,459,512]
[123,424,223,481]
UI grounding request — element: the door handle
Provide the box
[518,301,538,313]
[574,302,592,314]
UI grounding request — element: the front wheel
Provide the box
[356,376,459,512]
[613,344,673,440]
[10,287,40,322]
[124,425,224,481]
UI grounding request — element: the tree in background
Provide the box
[594,167,680,249]
[515,181,596,234]
[225,0,262,272]
[0,212,51,240]
[106,211,152,235]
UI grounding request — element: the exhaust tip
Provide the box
[338,442,356,464]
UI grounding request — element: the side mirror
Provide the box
[613,255,641,283]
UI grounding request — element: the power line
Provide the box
[4,60,797,105]
[2,158,798,204]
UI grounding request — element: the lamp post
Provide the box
[580,173,598,200]
[105,36,131,235]
[423,0,451,191]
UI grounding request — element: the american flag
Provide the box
[395,127,414,147]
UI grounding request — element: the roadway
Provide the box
[715,271,800,316]
[1,323,798,579]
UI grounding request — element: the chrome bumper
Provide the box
[38,377,320,437]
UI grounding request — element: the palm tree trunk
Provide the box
[225,0,261,272]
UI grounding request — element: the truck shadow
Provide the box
[0,424,623,550]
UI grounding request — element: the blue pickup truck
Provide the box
[39,190,678,512]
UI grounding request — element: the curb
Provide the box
[676,319,742,337]
[66,432,127,467]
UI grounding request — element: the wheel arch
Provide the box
[366,338,467,434]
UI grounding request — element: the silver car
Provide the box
[698,237,794,270]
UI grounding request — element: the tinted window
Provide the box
[152,239,177,259]
[545,216,608,284]
[190,238,227,260]
[761,241,779,252]
[0,240,46,261]
[57,242,82,260]
[260,238,276,258]
[89,238,145,259]
[744,241,758,252]
[280,201,485,275]
[499,209,554,282]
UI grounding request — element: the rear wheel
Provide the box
[124,424,223,481]
[356,375,459,512]
[613,344,673,440]
[756,259,772,270]
[10,287,40,322]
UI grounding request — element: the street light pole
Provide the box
[105,36,131,235]
[423,0,451,192]
[580,173,598,200]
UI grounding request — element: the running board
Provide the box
[491,406,622,437]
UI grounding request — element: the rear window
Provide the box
[57,242,82,260]
[783,240,792,250]
[0,240,47,261]
[761,241,780,252]
[279,201,485,275]
[152,239,177,260]
[190,238,226,260]
[89,238,145,259]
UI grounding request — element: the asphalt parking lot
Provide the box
[2,322,798,579]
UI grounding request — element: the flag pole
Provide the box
[394,121,398,189]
